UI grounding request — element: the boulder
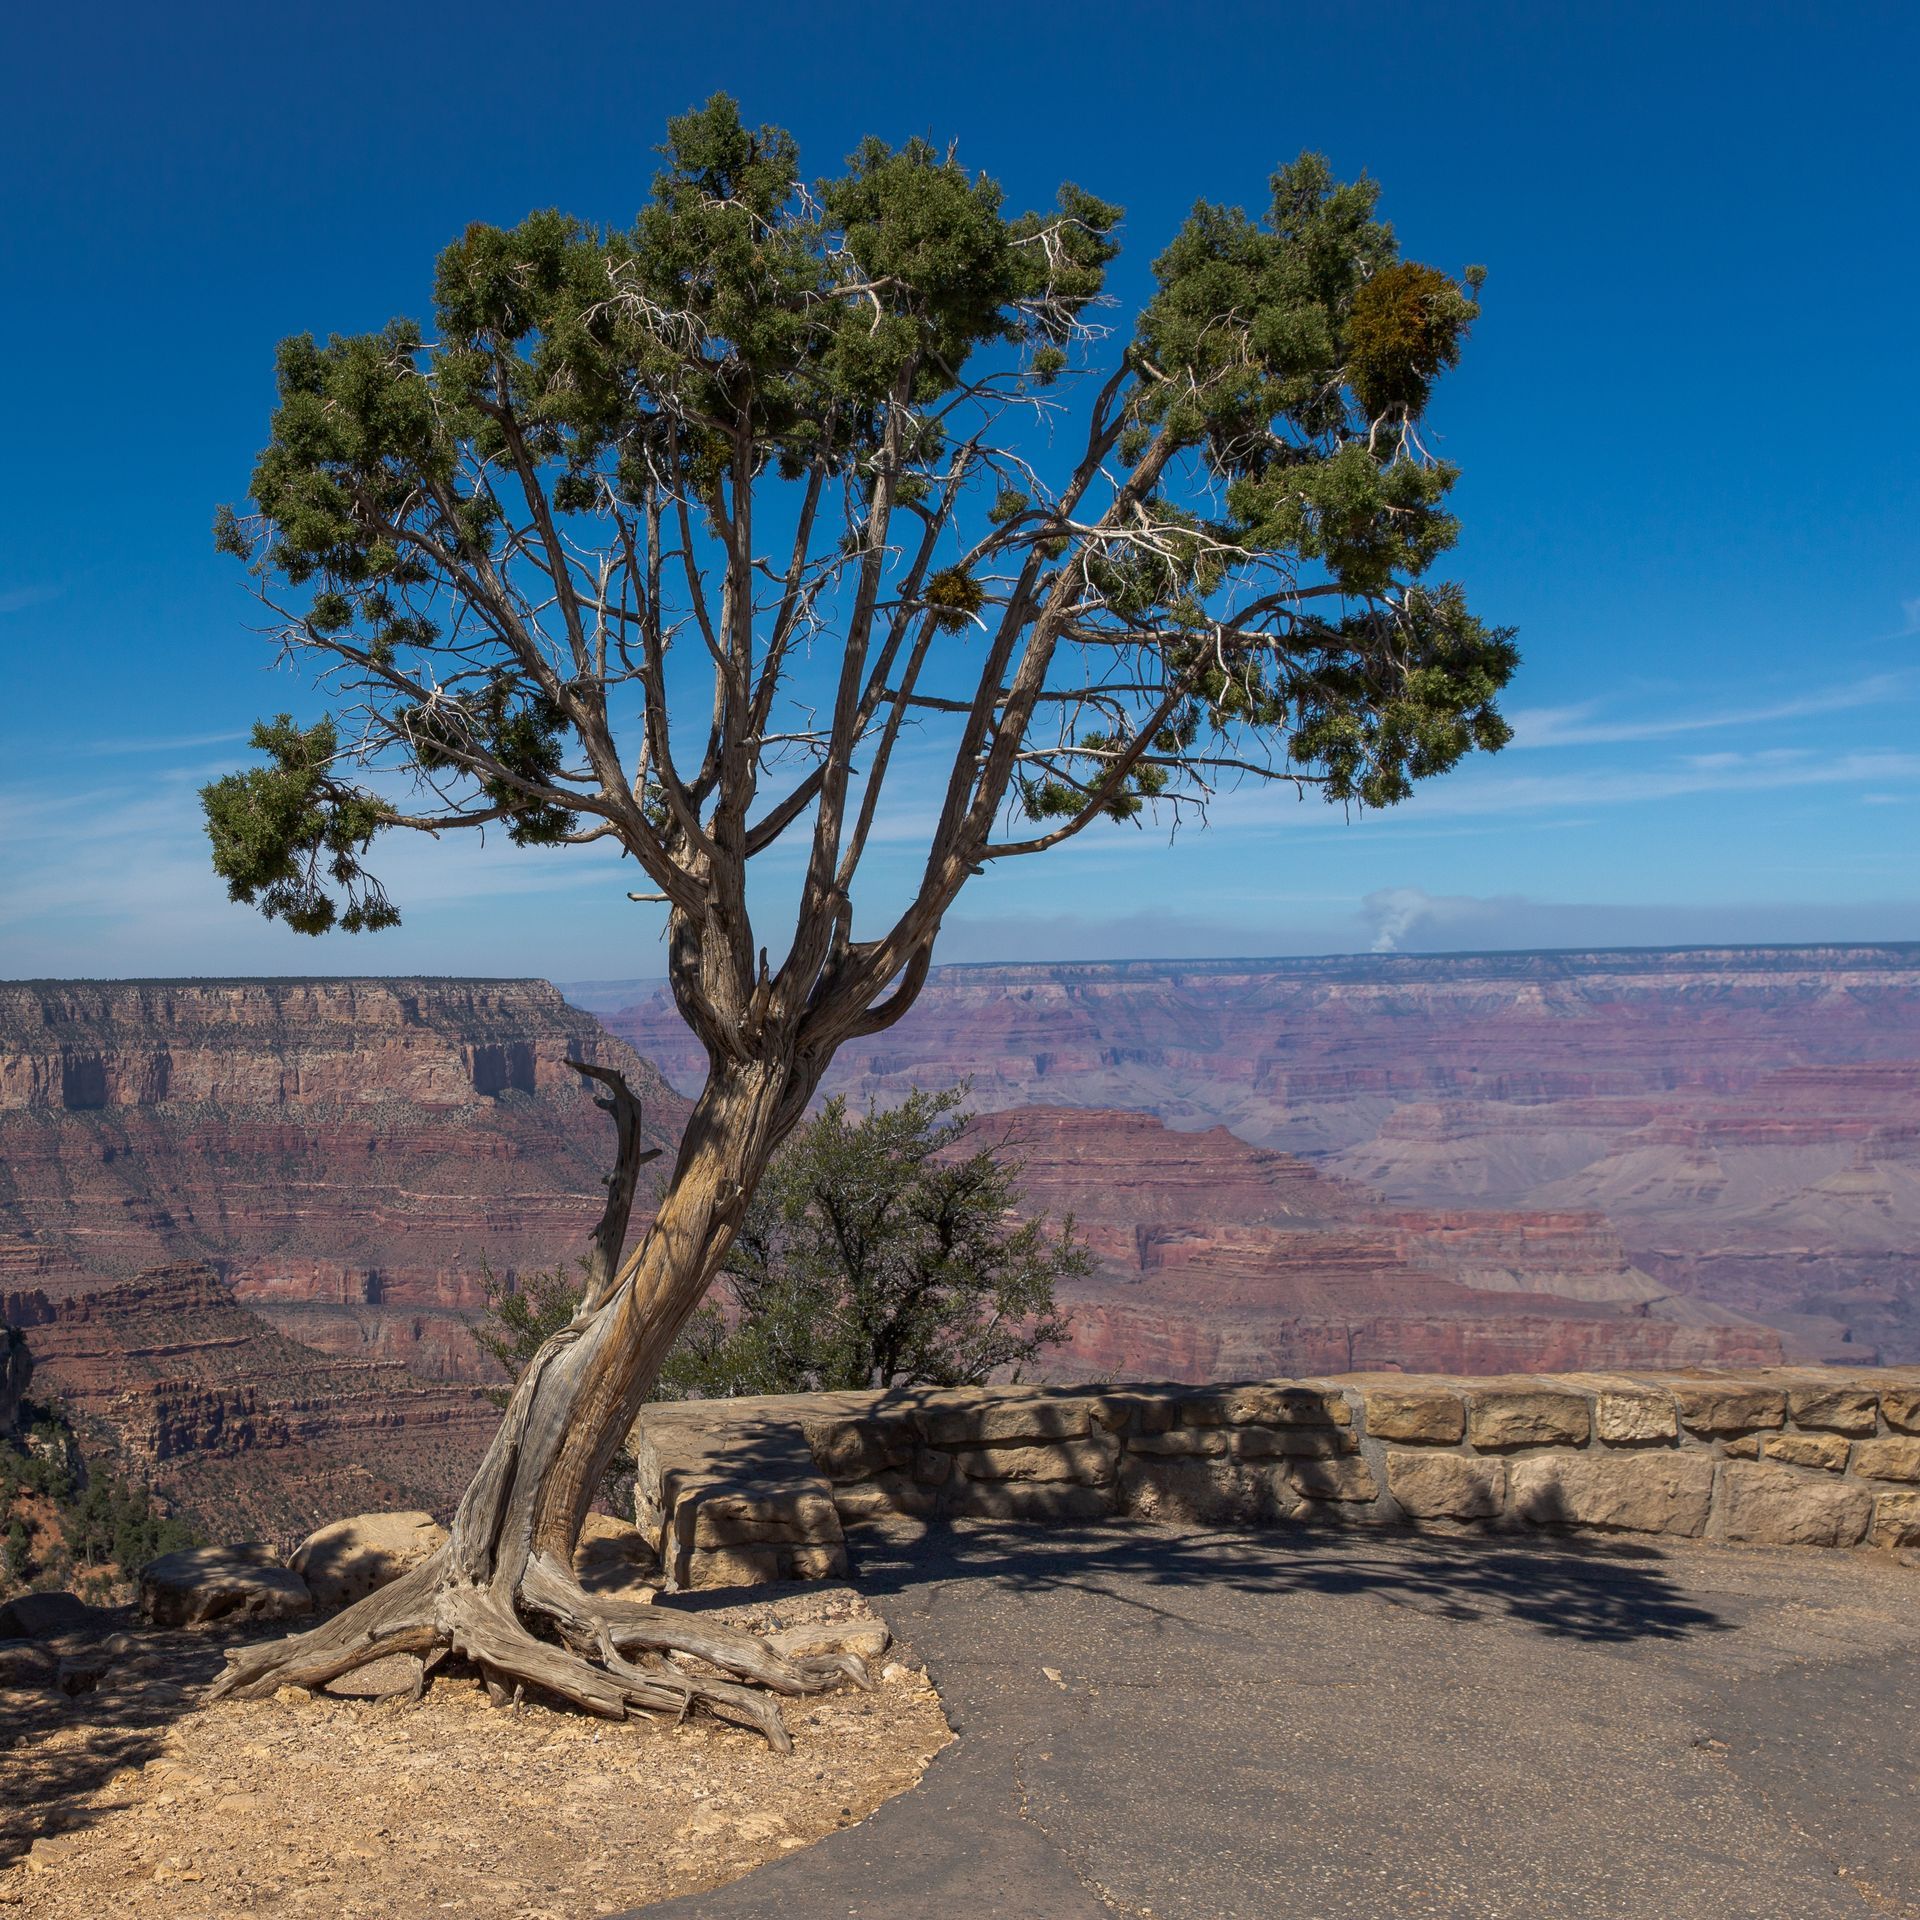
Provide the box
[139,1544,313,1628]
[0,1639,58,1688]
[0,1589,104,1641]
[573,1512,658,1604]
[289,1510,447,1612]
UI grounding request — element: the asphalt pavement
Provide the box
[634,1518,1920,1920]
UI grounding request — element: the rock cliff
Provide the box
[0,978,689,1380]
[3,1265,497,1540]
[607,946,1920,1359]
[988,1107,1780,1380]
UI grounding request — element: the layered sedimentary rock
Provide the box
[988,1107,1779,1381]
[606,946,1920,1359]
[3,1266,497,1541]
[0,979,689,1380]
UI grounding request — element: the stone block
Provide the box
[1125,1427,1229,1458]
[685,1488,841,1550]
[945,1479,1114,1523]
[1467,1389,1590,1450]
[1761,1433,1850,1472]
[786,1543,849,1581]
[1229,1427,1356,1460]
[1385,1452,1505,1521]
[1093,1391,1176,1434]
[1870,1491,1920,1551]
[1666,1380,1787,1437]
[1850,1437,1920,1483]
[802,1415,916,1482]
[1222,1384,1351,1428]
[1594,1389,1678,1445]
[1360,1387,1466,1445]
[1785,1384,1880,1435]
[1881,1386,1920,1434]
[139,1545,313,1628]
[1722,1434,1761,1459]
[1287,1456,1379,1504]
[290,1511,447,1612]
[1117,1456,1295,1527]
[917,1394,1094,1447]
[832,1474,937,1522]
[1509,1454,1714,1537]
[683,1544,782,1590]
[911,1446,953,1485]
[948,1438,1117,1486]
[1722,1464,1872,1548]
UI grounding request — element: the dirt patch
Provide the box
[1,1588,950,1918]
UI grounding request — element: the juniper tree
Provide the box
[201,96,1515,1738]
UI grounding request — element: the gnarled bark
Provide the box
[210,1057,861,1747]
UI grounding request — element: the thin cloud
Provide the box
[1506,673,1909,749]
[80,728,251,756]
[0,584,62,616]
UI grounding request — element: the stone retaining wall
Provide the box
[630,1368,1920,1590]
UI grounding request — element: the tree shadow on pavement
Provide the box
[842,1517,1734,1646]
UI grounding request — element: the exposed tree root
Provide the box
[207,1548,869,1750]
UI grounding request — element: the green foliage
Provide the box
[471,1089,1081,1401]
[0,1402,199,1594]
[673,1087,1081,1395]
[200,717,399,934]
[470,1261,589,1409]
[204,96,1515,937]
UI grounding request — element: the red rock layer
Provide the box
[4,1266,499,1542]
[982,1106,1780,1383]
[608,948,1920,1361]
[0,978,690,1380]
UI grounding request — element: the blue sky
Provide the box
[2,0,1915,981]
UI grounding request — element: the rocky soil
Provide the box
[0,1588,948,1919]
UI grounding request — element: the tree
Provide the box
[200,96,1516,1737]
[688,1088,1080,1394]
[477,1088,1081,1401]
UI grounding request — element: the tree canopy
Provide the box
[204,94,1514,1069]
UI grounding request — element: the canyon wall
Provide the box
[989,1106,1780,1380]
[3,1266,498,1541]
[605,946,1920,1360]
[0,978,689,1381]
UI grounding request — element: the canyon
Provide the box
[2,950,1913,1531]
[0,977,688,1378]
[605,945,1920,1362]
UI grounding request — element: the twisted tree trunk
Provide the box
[210,1057,863,1747]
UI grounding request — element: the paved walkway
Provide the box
[638,1519,1920,1920]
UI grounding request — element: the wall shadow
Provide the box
[838,1515,1735,1646]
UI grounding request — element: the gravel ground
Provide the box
[0,1588,950,1919]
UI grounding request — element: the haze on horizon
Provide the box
[2,2,1916,979]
